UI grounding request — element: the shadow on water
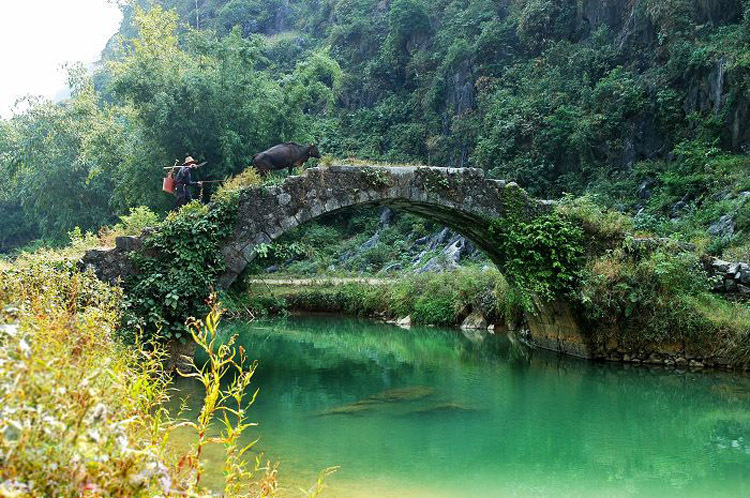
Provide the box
[172,314,750,498]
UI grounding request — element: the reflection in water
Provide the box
[170,315,750,498]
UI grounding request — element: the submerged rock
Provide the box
[317,400,379,416]
[369,386,436,402]
[317,386,437,417]
[408,402,481,415]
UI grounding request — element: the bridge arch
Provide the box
[218,165,553,288]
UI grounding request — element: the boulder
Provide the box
[81,247,137,285]
[377,262,403,275]
[741,267,750,285]
[710,259,732,273]
[725,279,739,292]
[413,235,430,247]
[416,235,475,273]
[429,227,453,250]
[461,311,488,330]
[416,255,457,274]
[359,233,379,251]
[396,316,411,329]
[708,214,736,238]
[378,207,396,229]
[671,200,687,218]
[115,236,142,252]
[338,250,354,263]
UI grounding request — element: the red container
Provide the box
[163,174,176,194]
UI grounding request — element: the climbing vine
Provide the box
[489,210,585,309]
[122,192,240,342]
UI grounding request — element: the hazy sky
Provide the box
[0,0,123,118]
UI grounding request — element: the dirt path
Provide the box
[246,277,394,287]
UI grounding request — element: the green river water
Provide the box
[170,315,750,498]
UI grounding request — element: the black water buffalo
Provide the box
[252,142,321,175]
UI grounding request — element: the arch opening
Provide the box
[231,202,503,285]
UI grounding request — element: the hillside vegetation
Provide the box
[1,0,750,263]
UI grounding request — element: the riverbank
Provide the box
[229,260,750,372]
[227,267,521,329]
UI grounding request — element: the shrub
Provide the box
[579,247,717,346]
[489,211,585,307]
[123,194,240,342]
[412,294,455,325]
[0,264,174,497]
[0,261,323,496]
[556,195,633,242]
[99,206,162,245]
[217,167,263,196]
[115,206,161,235]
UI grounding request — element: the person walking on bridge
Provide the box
[174,156,203,208]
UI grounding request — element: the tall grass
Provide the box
[0,258,331,497]
[238,267,522,327]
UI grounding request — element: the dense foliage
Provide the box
[489,211,585,307]
[3,0,750,258]
[124,193,239,341]
[0,258,293,497]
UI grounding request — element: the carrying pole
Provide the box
[163,161,208,170]
[198,180,223,198]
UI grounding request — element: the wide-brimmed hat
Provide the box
[183,156,197,166]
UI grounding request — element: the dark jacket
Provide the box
[174,166,201,207]
[175,166,197,195]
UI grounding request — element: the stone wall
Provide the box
[81,236,142,285]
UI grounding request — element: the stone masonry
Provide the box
[218,165,553,287]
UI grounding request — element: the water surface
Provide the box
[170,315,750,497]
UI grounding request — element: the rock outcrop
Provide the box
[704,257,750,296]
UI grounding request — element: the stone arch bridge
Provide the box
[218,165,552,288]
[86,165,586,358]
